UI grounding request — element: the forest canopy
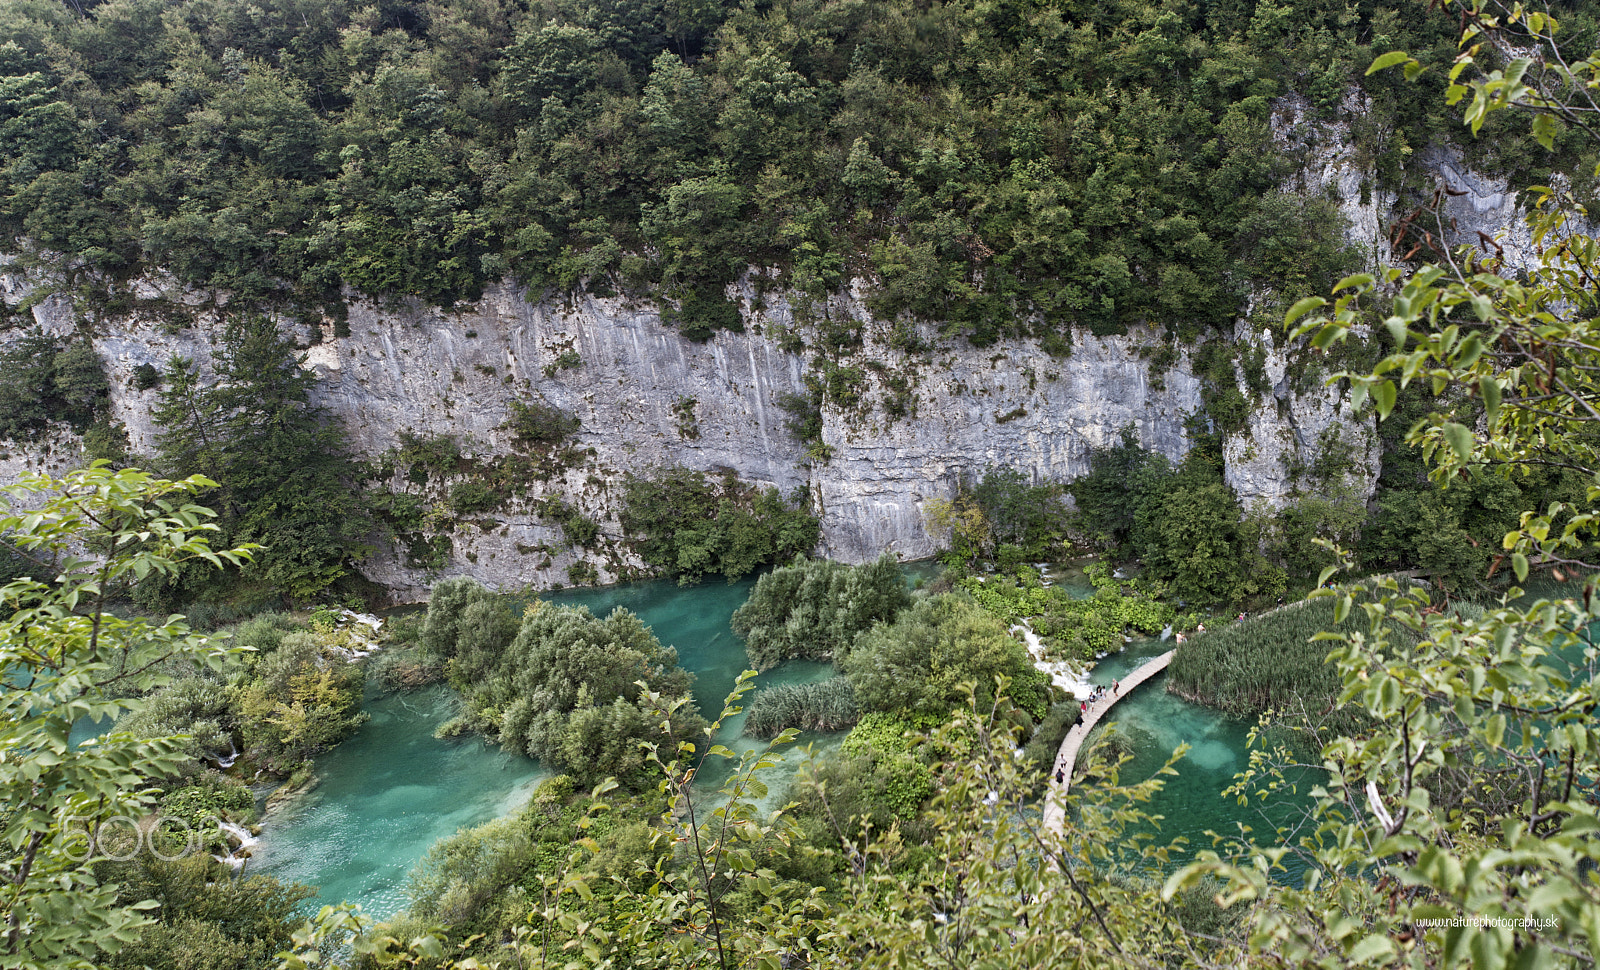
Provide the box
[2,0,1581,345]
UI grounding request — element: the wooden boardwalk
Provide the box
[1041,649,1174,837]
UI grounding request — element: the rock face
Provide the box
[0,268,1362,599]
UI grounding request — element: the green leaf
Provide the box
[1386,317,1409,349]
[1367,50,1413,75]
[1512,552,1529,581]
[1310,324,1345,349]
[1480,376,1501,425]
[1443,422,1475,462]
[1348,934,1396,963]
[1284,296,1327,326]
[1531,113,1559,151]
[1373,380,1397,418]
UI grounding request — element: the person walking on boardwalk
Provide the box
[1112,679,1120,695]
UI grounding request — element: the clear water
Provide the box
[1086,638,1317,879]
[247,685,551,918]
[254,569,1315,917]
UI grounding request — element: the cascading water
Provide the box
[213,821,261,870]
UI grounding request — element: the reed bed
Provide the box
[742,677,861,739]
[1167,595,1381,717]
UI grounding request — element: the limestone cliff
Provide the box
[1,263,1369,600]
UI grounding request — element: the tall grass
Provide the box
[1167,595,1387,717]
[741,678,860,739]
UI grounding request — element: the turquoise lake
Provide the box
[251,575,844,917]
[253,568,1310,917]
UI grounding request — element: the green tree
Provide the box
[843,593,1049,720]
[729,552,910,671]
[234,631,367,771]
[1068,429,1172,555]
[444,599,704,790]
[620,467,819,584]
[151,318,372,602]
[969,466,1072,559]
[1133,459,1254,605]
[0,464,253,967]
[99,856,312,970]
[0,332,109,441]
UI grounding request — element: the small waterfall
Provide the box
[1158,624,1173,642]
[213,741,239,769]
[1011,622,1095,699]
[212,821,261,870]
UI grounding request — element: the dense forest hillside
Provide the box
[1,0,1590,338]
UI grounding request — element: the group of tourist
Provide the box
[1079,680,1120,714]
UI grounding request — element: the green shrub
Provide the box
[1023,702,1079,769]
[970,467,1072,560]
[394,431,462,480]
[840,711,943,758]
[449,479,501,514]
[541,498,600,547]
[0,331,110,440]
[449,602,704,789]
[844,594,1051,719]
[420,577,497,657]
[775,388,825,453]
[503,399,580,448]
[234,632,368,770]
[1074,723,1136,772]
[960,572,1173,660]
[225,612,301,663]
[566,559,599,585]
[405,775,664,937]
[620,467,819,584]
[668,287,744,341]
[161,777,256,827]
[368,646,445,693]
[97,857,312,970]
[81,419,131,464]
[116,677,234,771]
[731,553,909,670]
[448,596,520,687]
